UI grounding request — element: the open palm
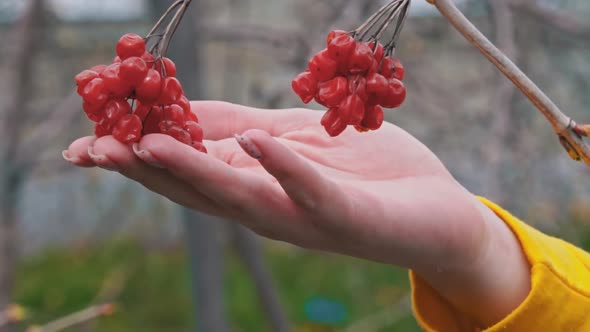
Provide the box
[65,101,489,271]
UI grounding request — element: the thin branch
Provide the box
[429,0,590,166]
[25,304,114,332]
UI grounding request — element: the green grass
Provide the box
[14,239,419,332]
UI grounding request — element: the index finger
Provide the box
[192,101,322,140]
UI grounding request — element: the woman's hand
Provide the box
[64,101,530,327]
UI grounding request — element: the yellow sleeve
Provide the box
[410,197,590,332]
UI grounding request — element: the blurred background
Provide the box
[0,0,589,331]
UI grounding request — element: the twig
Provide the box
[511,0,590,39]
[428,0,590,166]
[25,304,114,332]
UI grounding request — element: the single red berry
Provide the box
[338,93,365,125]
[391,57,405,80]
[158,77,184,104]
[136,69,163,103]
[380,57,405,80]
[116,33,146,60]
[308,49,338,82]
[326,30,348,46]
[380,78,406,108]
[155,57,177,77]
[175,96,192,117]
[112,114,143,143]
[101,99,132,130]
[94,123,111,137]
[317,76,348,107]
[184,121,204,142]
[83,101,103,122]
[143,106,164,134]
[354,124,370,133]
[292,72,318,104]
[81,78,108,107]
[166,126,192,144]
[119,57,148,85]
[75,70,99,88]
[100,64,134,98]
[366,73,389,100]
[361,105,384,130]
[348,42,374,74]
[327,34,356,64]
[321,108,347,137]
[163,104,185,125]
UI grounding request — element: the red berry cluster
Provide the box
[292,30,407,137]
[75,33,206,152]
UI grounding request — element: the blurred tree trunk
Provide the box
[231,225,292,332]
[0,0,44,327]
[148,1,230,331]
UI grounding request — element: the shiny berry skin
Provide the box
[348,43,374,74]
[391,57,405,80]
[136,69,162,103]
[292,72,318,104]
[338,94,365,125]
[155,57,177,77]
[116,33,146,60]
[380,57,404,80]
[90,64,107,74]
[321,108,347,137]
[366,73,389,99]
[308,49,338,82]
[81,78,108,107]
[175,96,192,115]
[133,101,152,121]
[361,105,384,130]
[317,76,348,107]
[381,78,406,108]
[326,30,348,45]
[163,104,185,125]
[184,121,204,142]
[369,41,384,62]
[83,101,103,122]
[167,126,192,144]
[119,57,148,84]
[100,64,133,98]
[327,34,356,64]
[75,70,99,88]
[141,52,156,64]
[158,77,183,104]
[348,76,368,102]
[101,99,132,130]
[112,114,142,143]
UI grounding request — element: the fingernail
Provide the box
[87,146,120,172]
[62,150,80,164]
[132,143,165,168]
[234,134,262,159]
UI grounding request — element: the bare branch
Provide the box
[429,0,590,166]
[511,1,590,39]
[25,304,114,332]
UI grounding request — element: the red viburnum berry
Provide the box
[175,96,192,115]
[158,77,183,104]
[167,126,192,144]
[318,76,348,107]
[381,78,406,108]
[136,69,163,103]
[163,104,185,125]
[143,106,164,135]
[112,114,142,143]
[116,33,146,60]
[390,57,405,80]
[366,73,389,100]
[75,70,99,88]
[190,141,208,153]
[119,57,148,84]
[94,123,111,138]
[155,57,177,77]
[361,105,384,130]
[308,49,338,82]
[369,41,384,63]
[348,43,374,74]
[292,72,318,104]
[339,94,365,125]
[134,101,152,121]
[100,64,133,98]
[326,30,348,45]
[90,64,107,74]
[327,33,356,64]
[321,108,347,137]
[101,99,132,130]
[81,78,108,107]
[184,121,204,142]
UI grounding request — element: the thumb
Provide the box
[235,129,343,212]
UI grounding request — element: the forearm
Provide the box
[413,196,531,328]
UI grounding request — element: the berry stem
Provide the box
[429,0,590,166]
[354,0,401,38]
[146,0,193,58]
[146,0,183,39]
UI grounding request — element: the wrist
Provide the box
[414,196,531,328]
